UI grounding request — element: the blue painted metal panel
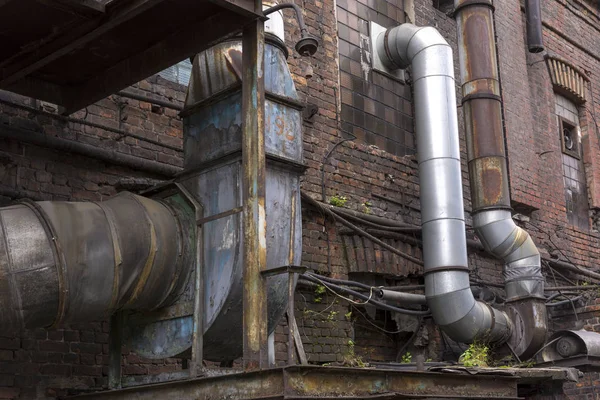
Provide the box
[128,39,304,361]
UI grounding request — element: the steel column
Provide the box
[108,312,124,390]
[241,16,268,370]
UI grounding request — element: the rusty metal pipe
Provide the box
[263,3,318,56]
[375,23,511,345]
[0,192,193,334]
[525,0,544,53]
[455,0,547,359]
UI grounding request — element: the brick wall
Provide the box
[494,0,600,397]
[0,76,186,399]
[337,0,413,156]
[1,0,600,398]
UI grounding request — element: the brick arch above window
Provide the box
[546,56,589,104]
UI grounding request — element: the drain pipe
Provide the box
[455,0,547,359]
[375,24,511,345]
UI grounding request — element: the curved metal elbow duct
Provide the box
[0,192,193,334]
[375,24,510,345]
[455,0,547,359]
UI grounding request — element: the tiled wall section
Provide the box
[337,0,415,156]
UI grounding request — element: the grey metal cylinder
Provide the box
[0,192,193,334]
[375,23,511,346]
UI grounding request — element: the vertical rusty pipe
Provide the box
[455,0,509,213]
[455,0,547,359]
[241,17,268,370]
[524,0,544,53]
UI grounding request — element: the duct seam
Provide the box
[20,199,69,328]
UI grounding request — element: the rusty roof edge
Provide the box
[428,365,581,383]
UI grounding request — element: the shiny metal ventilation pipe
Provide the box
[375,23,510,345]
[455,0,546,359]
[0,192,194,334]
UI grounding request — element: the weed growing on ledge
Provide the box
[329,195,348,207]
[459,342,489,367]
[342,340,368,368]
[400,352,412,364]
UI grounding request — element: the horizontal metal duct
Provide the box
[0,192,194,333]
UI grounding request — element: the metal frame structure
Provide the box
[104,10,273,386]
[0,0,263,114]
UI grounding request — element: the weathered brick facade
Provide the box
[1,0,600,398]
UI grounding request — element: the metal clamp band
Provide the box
[462,92,502,104]
[21,199,69,328]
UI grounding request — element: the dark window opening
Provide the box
[560,117,580,159]
[433,0,454,13]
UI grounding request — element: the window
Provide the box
[433,0,453,13]
[555,94,589,230]
[158,60,192,86]
[559,117,580,159]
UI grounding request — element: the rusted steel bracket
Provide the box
[260,265,307,277]
[108,312,124,390]
[261,265,307,365]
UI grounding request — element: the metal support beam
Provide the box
[241,17,267,371]
[108,312,124,390]
[61,10,250,114]
[0,0,164,87]
[70,366,521,399]
[191,204,205,377]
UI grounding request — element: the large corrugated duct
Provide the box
[455,0,547,359]
[375,23,511,345]
[0,192,194,334]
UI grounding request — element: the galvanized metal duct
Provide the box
[375,23,510,345]
[455,0,547,358]
[0,192,193,334]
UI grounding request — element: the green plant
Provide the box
[459,342,489,367]
[329,195,348,207]
[327,311,338,321]
[361,201,372,214]
[314,284,326,303]
[344,311,352,321]
[400,352,412,364]
[343,339,368,368]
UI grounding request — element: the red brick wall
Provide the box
[0,76,186,399]
[1,0,600,398]
[495,0,600,397]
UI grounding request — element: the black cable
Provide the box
[331,208,421,233]
[320,85,356,202]
[307,273,373,291]
[302,192,424,266]
[545,291,581,302]
[0,98,182,152]
[300,274,430,316]
[546,295,583,307]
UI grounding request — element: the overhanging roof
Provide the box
[0,0,261,114]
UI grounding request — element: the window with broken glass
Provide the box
[555,94,590,230]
